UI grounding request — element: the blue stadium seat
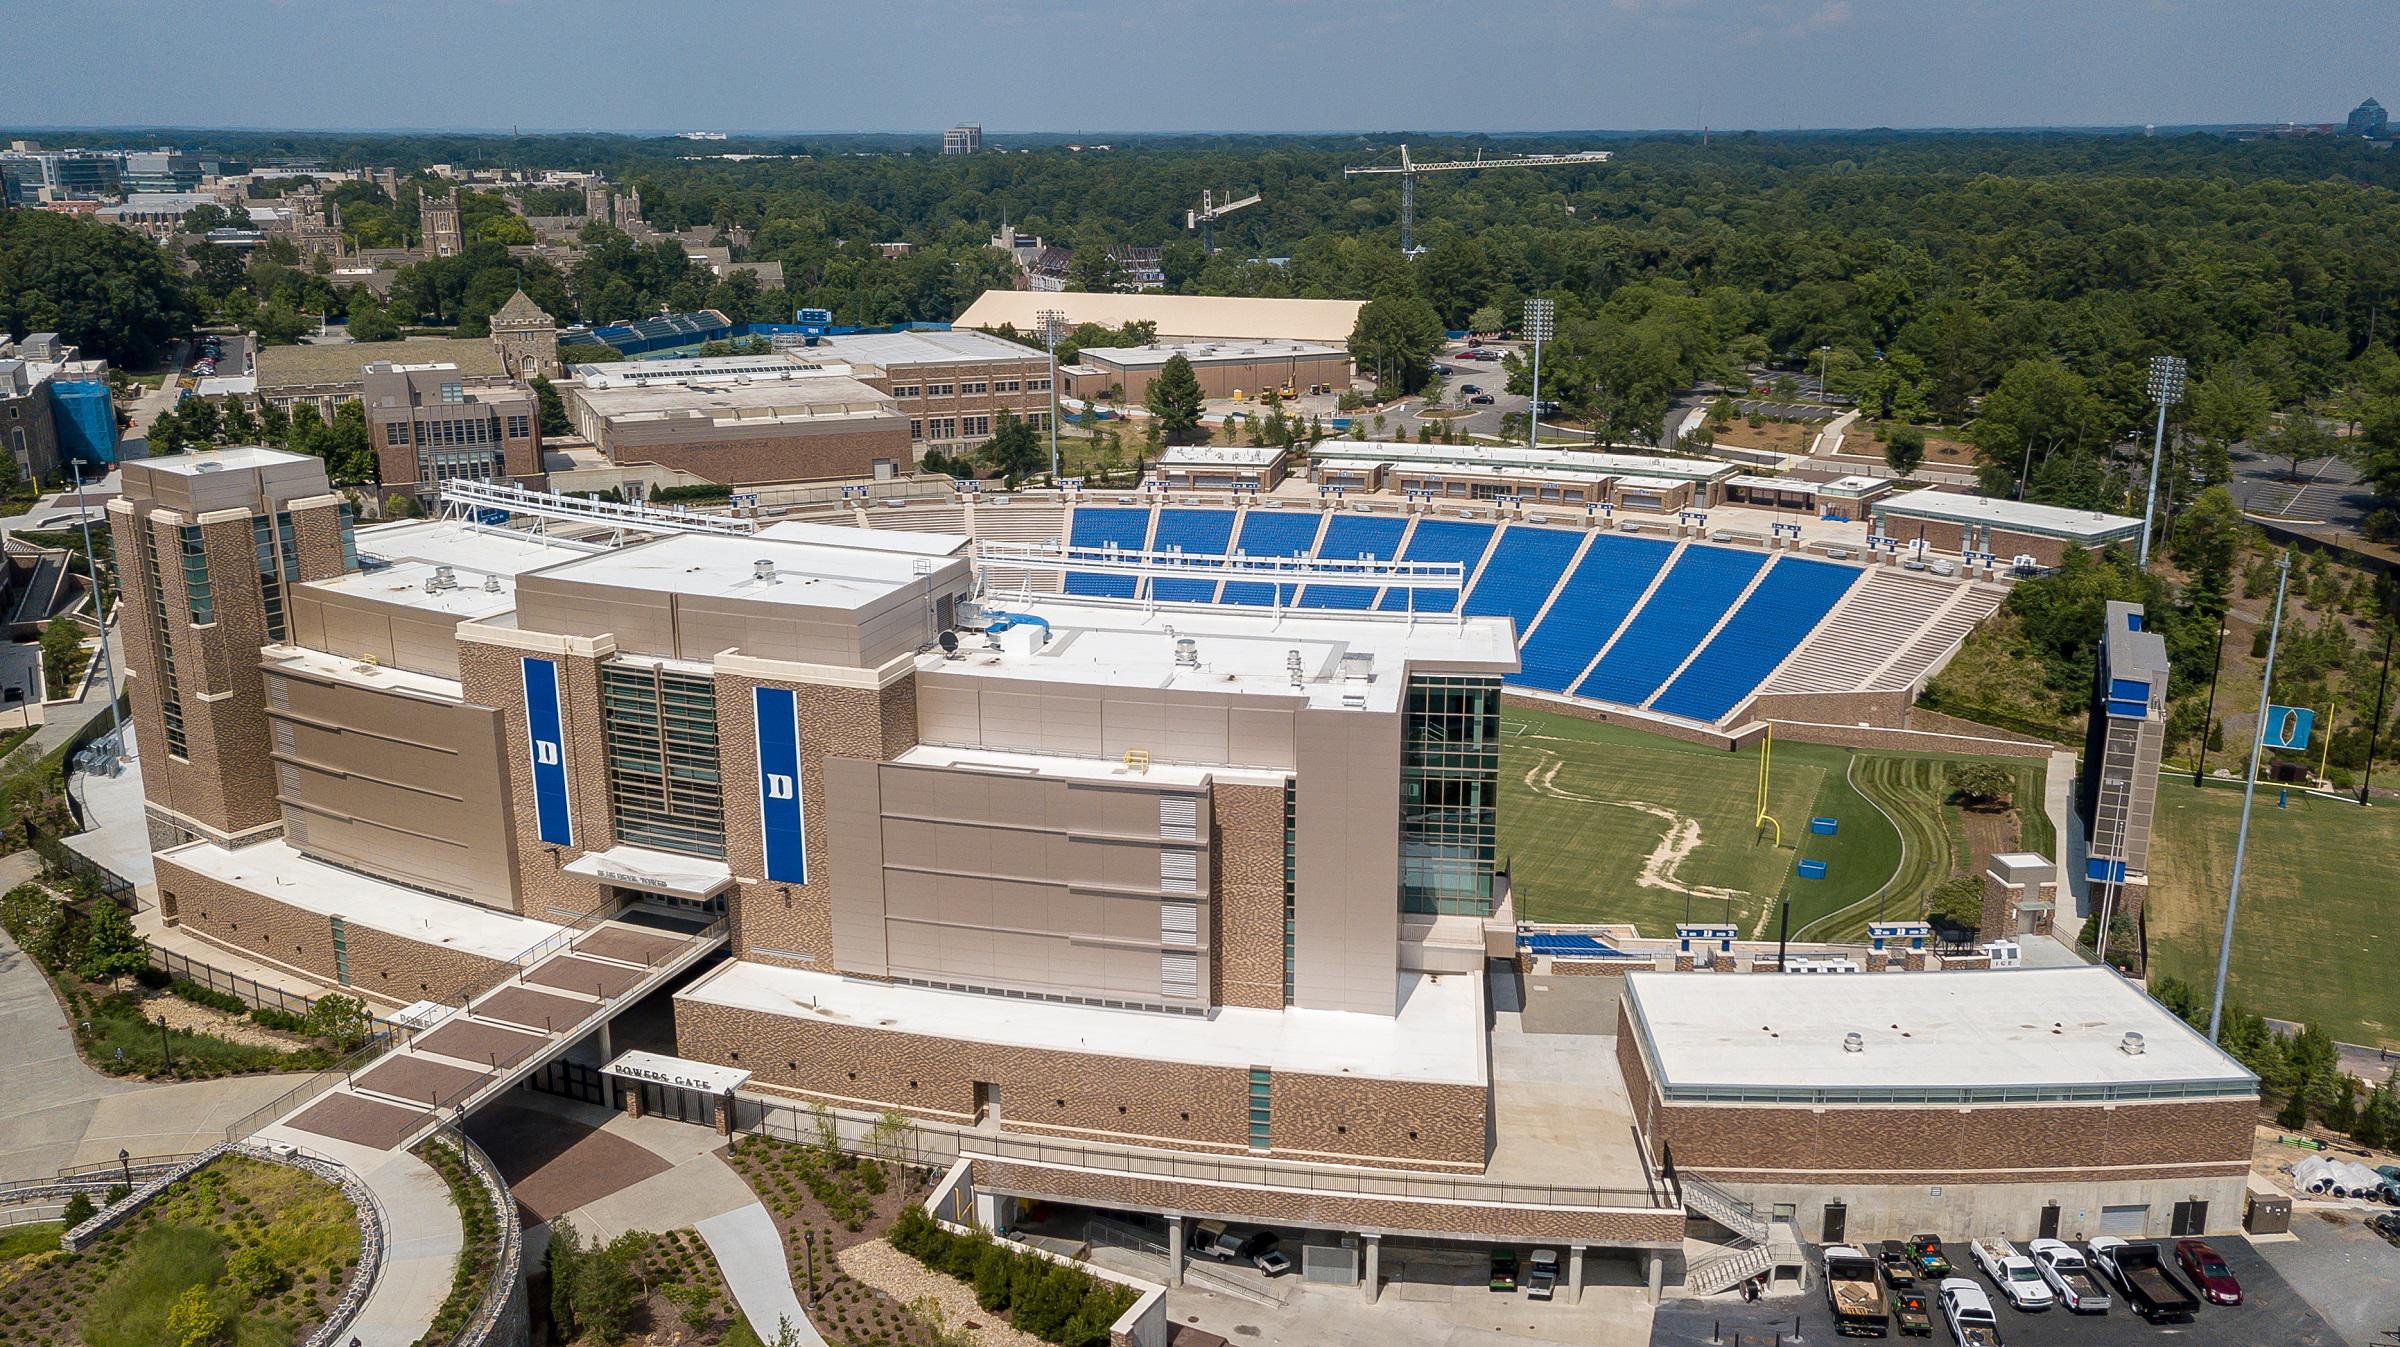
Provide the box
[1464,525,1584,637]
[1573,546,1768,705]
[1509,534,1677,692]
[1296,514,1408,609]
[1063,506,1152,599]
[1376,519,1497,613]
[1219,510,1325,607]
[1147,508,1238,603]
[1650,558,1862,721]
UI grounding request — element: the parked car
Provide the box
[1525,1248,1559,1301]
[1241,1232,1291,1277]
[2086,1237,2199,1323]
[1937,1278,2004,1346]
[2027,1238,2111,1313]
[2174,1239,2242,1306]
[1192,1220,1288,1274]
[2370,1212,2400,1248]
[1469,394,1496,405]
[1460,383,1482,395]
[1968,1239,2054,1311]
[1488,1248,1518,1292]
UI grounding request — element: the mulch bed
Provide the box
[725,1133,951,1347]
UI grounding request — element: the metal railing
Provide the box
[146,945,324,1019]
[420,1127,526,1347]
[961,1132,1672,1211]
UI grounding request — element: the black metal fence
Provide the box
[34,836,134,906]
[144,944,325,1019]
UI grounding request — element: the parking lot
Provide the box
[1649,1238,2346,1346]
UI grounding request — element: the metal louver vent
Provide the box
[1159,795,1199,840]
[265,675,290,709]
[1160,901,1198,948]
[1159,848,1198,894]
[1160,952,1199,998]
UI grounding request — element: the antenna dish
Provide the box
[938,629,960,656]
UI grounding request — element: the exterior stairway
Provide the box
[1679,1173,1774,1296]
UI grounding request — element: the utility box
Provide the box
[1796,859,1828,880]
[2244,1183,2292,1236]
[1810,816,1839,835]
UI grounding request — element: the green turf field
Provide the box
[2143,777,2400,1050]
[1498,707,2054,941]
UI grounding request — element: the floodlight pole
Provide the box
[2138,355,2185,568]
[1038,308,1065,484]
[1523,298,1554,449]
[2209,550,2289,1043]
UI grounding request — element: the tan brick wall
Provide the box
[972,1162,1682,1246]
[605,421,912,487]
[1745,689,1916,729]
[720,674,918,973]
[156,856,511,1007]
[677,997,1487,1169]
[1210,782,1285,1011]
[1993,529,2074,568]
[455,636,611,922]
[1763,719,2054,759]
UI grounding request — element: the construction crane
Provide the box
[1186,188,1263,252]
[1343,145,1613,253]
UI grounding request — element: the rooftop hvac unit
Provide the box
[1843,1032,1865,1053]
[2119,1032,2146,1056]
[1173,637,1199,668]
[754,559,777,583]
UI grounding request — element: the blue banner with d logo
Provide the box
[522,657,573,847]
[755,686,808,884]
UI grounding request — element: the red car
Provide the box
[2174,1239,2242,1306]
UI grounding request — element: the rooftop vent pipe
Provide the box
[1174,637,1200,668]
[1842,1032,1865,1053]
[2119,1031,2146,1056]
[754,559,777,583]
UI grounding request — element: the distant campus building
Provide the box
[2349,98,2389,139]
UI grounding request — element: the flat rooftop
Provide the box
[570,368,894,425]
[1875,488,2141,541]
[758,518,968,557]
[302,559,522,623]
[353,519,607,578]
[1312,441,1744,484]
[679,958,1485,1086]
[1158,445,1287,467]
[1623,966,2258,1104]
[159,839,562,962]
[811,328,1044,367]
[571,353,843,388]
[1078,339,1343,368]
[529,529,969,613]
[128,445,314,477]
[264,642,466,700]
[921,597,1517,711]
[895,743,1287,791]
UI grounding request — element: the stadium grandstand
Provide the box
[819,497,2003,731]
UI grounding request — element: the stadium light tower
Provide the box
[1523,298,1555,449]
[1038,308,1067,482]
[2139,355,2187,567]
[2209,549,2289,1043]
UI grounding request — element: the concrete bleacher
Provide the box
[899,499,1998,727]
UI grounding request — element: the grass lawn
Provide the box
[1500,707,2054,941]
[0,1224,61,1260]
[2144,776,2400,1049]
[0,1154,362,1347]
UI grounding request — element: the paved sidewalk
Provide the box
[0,926,140,1180]
[697,1203,823,1347]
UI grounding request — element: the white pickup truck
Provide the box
[1968,1238,2056,1311]
[1938,1278,2005,1347]
[2027,1238,2111,1314]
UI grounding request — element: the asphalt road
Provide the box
[1651,1237,2346,1346]
[2227,447,2373,531]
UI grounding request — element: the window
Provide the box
[960,380,987,396]
[506,414,530,439]
[927,417,957,441]
[925,382,954,397]
[177,525,213,625]
[389,420,411,446]
[601,661,726,859]
[908,419,923,442]
[1282,781,1297,1003]
[1027,377,1051,392]
[1398,674,1501,916]
[438,382,464,404]
[962,415,990,438]
[996,379,1020,393]
[890,384,920,398]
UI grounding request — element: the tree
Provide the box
[1348,295,1444,398]
[529,375,571,437]
[40,617,85,700]
[978,409,1045,481]
[1883,423,1927,480]
[60,1192,95,1227]
[305,992,373,1050]
[344,290,402,343]
[2170,486,2243,615]
[167,1285,225,1347]
[181,203,230,235]
[78,897,147,983]
[0,210,200,364]
[1926,875,1985,931]
[1066,247,1130,295]
[1467,304,1505,337]
[1945,762,2015,810]
[547,1221,585,1341]
[1969,359,2107,500]
[2261,414,2341,482]
[1143,355,1207,445]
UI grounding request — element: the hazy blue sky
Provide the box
[7,0,2393,134]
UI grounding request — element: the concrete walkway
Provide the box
[0,925,141,1180]
[256,1124,465,1347]
[697,1203,824,1347]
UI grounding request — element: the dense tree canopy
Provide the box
[0,210,198,363]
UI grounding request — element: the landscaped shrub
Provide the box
[888,1207,1133,1347]
[170,981,247,1016]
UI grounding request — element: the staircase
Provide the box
[1678,1173,1775,1296]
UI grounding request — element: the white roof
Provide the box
[564,844,733,901]
[530,530,967,613]
[680,957,1484,1085]
[758,518,968,557]
[603,1049,750,1095]
[353,519,606,577]
[895,743,1286,790]
[1079,339,1343,369]
[956,290,1367,344]
[810,328,1044,367]
[1313,441,1743,484]
[136,445,313,476]
[924,596,1517,711]
[302,559,521,622]
[1623,966,2257,1103]
[195,375,257,397]
[1875,488,2140,540]
[1158,445,1286,467]
[159,839,562,961]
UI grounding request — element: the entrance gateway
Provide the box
[601,1050,751,1127]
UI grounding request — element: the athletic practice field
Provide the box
[2145,777,2400,1050]
[1497,706,2053,942]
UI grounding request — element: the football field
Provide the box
[1498,706,2053,941]
[2144,776,2400,1050]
